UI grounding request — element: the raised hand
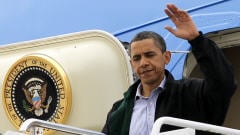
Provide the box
[164,4,199,41]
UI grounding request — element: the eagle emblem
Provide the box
[22,77,52,116]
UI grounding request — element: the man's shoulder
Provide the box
[112,99,124,109]
[165,77,204,91]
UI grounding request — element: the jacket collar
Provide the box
[123,69,174,100]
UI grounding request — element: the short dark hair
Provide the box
[130,31,166,53]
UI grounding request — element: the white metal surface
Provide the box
[159,128,195,135]
[20,118,105,135]
[0,30,133,134]
[151,117,240,135]
[3,131,25,135]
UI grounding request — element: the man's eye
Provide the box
[132,56,140,61]
[146,53,155,57]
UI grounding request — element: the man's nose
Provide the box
[140,57,149,67]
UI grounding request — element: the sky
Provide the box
[0,0,167,45]
[0,0,238,45]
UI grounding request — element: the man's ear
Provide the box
[164,51,171,65]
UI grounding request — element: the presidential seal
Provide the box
[2,54,72,134]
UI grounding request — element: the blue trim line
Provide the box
[113,0,231,37]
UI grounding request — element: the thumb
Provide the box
[164,26,176,35]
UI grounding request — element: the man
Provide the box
[102,4,236,135]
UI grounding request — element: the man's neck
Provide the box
[142,86,157,97]
[141,75,165,97]
[141,79,163,97]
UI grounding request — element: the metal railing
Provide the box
[19,117,240,135]
[151,117,240,135]
[19,118,105,135]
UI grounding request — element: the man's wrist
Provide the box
[188,31,204,46]
[188,31,200,41]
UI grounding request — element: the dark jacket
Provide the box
[102,33,237,135]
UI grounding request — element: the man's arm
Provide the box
[164,3,236,94]
[165,4,236,124]
[189,33,236,98]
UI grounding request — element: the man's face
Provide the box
[130,39,170,85]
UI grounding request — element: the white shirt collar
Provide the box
[135,75,166,99]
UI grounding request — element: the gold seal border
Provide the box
[2,54,72,135]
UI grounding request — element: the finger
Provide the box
[167,4,178,12]
[164,9,177,23]
[167,4,186,19]
[177,10,192,22]
[164,26,176,35]
[166,4,179,17]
